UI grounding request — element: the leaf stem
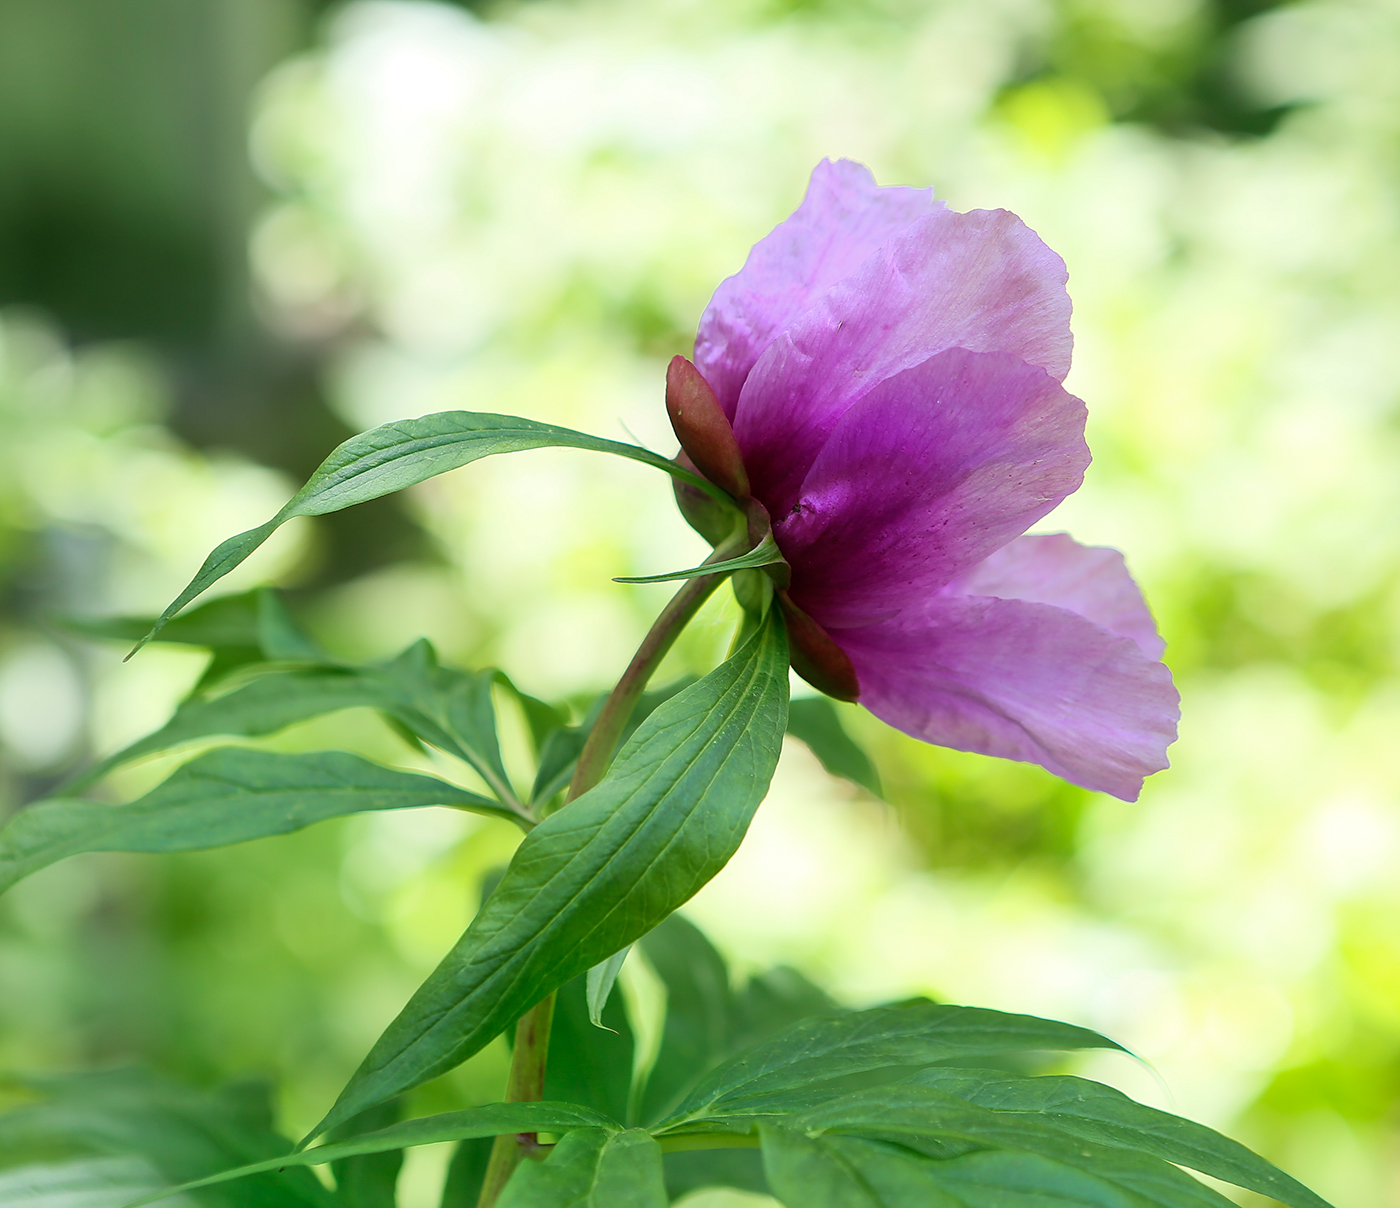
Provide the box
[474,528,747,1206]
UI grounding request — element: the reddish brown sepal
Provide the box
[779,592,860,702]
[666,356,750,501]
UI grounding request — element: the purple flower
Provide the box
[670,159,1178,801]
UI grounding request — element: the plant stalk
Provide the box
[475,529,746,1207]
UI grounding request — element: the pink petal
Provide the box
[776,349,1089,631]
[694,159,938,419]
[835,596,1179,801]
[948,533,1166,659]
[732,205,1073,515]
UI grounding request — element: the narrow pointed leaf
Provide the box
[0,749,508,894]
[311,614,789,1138]
[905,1069,1332,1208]
[786,697,882,797]
[118,1104,615,1207]
[660,1002,1123,1127]
[135,412,734,653]
[497,1129,665,1208]
[614,534,786,584]
[586,947,630,1027]
[78,641,518,807]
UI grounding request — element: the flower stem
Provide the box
[474,531,746,1207]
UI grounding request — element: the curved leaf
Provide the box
[786,697,881,797]
[0,749,508,894]
[310,612,789,1139]
[119,1104,615,1207]
[660,1001,1123,1127]
[134,412,733,654]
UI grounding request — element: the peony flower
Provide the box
[668,159,1178,801]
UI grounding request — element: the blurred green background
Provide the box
[2,0,1398,1203]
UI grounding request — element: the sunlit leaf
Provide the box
[135,412,734,653]
[496,1129,665,1208]
[311,613,788,1138]
[0,749,510,894]
[585,947,630,1028]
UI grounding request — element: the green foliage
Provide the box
[0,749,509,893]
[495,1130,665,1208]
[312,612,789,1137]
[135,412,733,654]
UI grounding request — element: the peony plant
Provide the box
[0,162,1325,1208]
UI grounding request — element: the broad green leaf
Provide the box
[497,1129,665,1208]
[786,698,881,797]
[312,613,789,1138]
[330,1099,403,1208]
[585,947,630,1028]
[791,1085,1262,1208]
[79,641,520,808]
[761,1124,1237,1208]
[905,1069,1331,1208]
[729,966,840,1057]
[0,749,509,894]
[439,1137,493,1208]
[614,533,786,584]
[136,411,733,653]
[543,973,636,1126]
[659,1002,1123,1127]
[0,1069,332,1208]
[637,914,735,1125]
[119,1105,616,1207]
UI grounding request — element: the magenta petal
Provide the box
[836,596,1179,801]
[733,206,1073,513]
[948,533,1166,659]
[776,348,1089,630]
[694,159,938,419]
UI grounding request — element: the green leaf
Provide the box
[543,973,636,1126]
[585,947,630,1028]
[496,1129,665,1208]
[135,412,734,653]
[0,749,510,894]
[117,1105,617,1207]
[786,698,881,797]
[787,1084,1289,1208]
[761,1124,1204,1208]
[330,1099,403,1208]
[614,533,786,584]
[659,1002,1124,1127]
[78,640,520,809]
[729,966,840,1057]
[311,613,789,1139]
[904,1069,1332,1208]
[662,1149,770,1204]
[439,1137,493,1208]
[0,1069,333,1208]
[637,914,735,1126]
